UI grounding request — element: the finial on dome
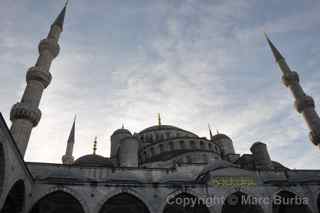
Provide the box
[158,113,162,126]
[93,137,97,155]
[122,124,124,129]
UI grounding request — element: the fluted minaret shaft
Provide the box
[10,3,68,156]
[62,117,75,164]
[266,35,320,147]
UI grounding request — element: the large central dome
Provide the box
[137,125,199,147]
[139,125,197,137]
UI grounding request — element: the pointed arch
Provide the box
[272,190,312,213]
[1,180,25,213]
[0,143,5,195]
[222,191,264,213]
[163,192,210,213]
[98,192,150,213]
[317,192,320,213]
[29,191,85,213]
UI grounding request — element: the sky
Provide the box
[0,0,320,169]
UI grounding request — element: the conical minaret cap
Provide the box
[67,115,76,144]
[264,33,284,62]
[52,0,69,30]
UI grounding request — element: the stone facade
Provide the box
[1,3,320,213]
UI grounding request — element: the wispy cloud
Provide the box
[0,0,319,169]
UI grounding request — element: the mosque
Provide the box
[0,2,320,213]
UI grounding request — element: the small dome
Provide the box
[112,128,131,136]
[212,133,232,141]
[74,154,114,167]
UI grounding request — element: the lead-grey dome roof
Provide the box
[139,125,197,137]
[211,133,232,141]
[74,154,114,167]
[112,128,131,136]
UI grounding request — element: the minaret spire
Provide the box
[62,116,76,164]
[264,33,284,62]
[10,2,68,156]
[208,124,213,140]
[53,0,69,31]
[265,34,320,147]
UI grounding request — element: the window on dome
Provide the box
[150,147,155,156]
[208,143,212,150]
[190,141,196,149]
[159,144,164,152]
[166,132,171,138]
[169,142,174,151]
[180,141,185,149]
[200,141,205,149]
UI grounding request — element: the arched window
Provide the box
[159,134,164,141]
[180,141,185,149]
[0,143,5,195]
[143,151,147,160]
[150,147,155,156]
[30,191,85,213]
[99,193,150,213]
[159,144,164,152]
[148,134,153,143]
[2,180,25,213]
[169,142,174,151]
[165,132,171,139]
[222,192,264,213]
[164,193,209,213]
[190,141,196,149]
[202,154,208,162]
[186,155,192,163]
[208,143,212,150]
[273,191,312,213]
[200,141,205,149]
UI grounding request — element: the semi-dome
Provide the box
[74,154,114,167]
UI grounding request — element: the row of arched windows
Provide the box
[173,153,217,164]
[139,131,195,144]
[0,178,319,213]
[140,139,219,162]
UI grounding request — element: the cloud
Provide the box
[0,0,319,169]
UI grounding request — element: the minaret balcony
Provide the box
[26,67,52,88]
[38,38,60,58]
[282,71,299,87]
[309,131,320,146]
[10,102,41,126]
[294,95,315,113]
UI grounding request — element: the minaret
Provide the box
[62,117,75,164]
[265,34,320,147]
[10,2,68,156]
[208,124,213,140]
